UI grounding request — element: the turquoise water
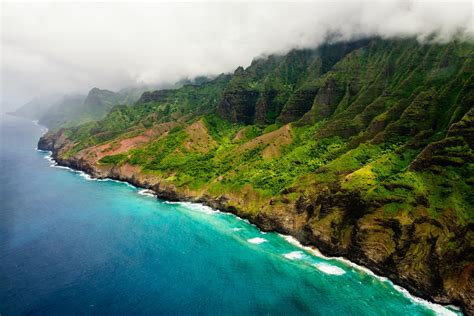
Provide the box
[0,114,461,315]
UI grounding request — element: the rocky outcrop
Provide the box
[36,37,474,315]
[217,90,260,124]
[38,130,473,314]
[138,89,173,103]
[83,88,119,111]
[276,86,319,123]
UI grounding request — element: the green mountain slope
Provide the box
[9,94,63,120]
[13,86,160,129]
[38,37,474,313]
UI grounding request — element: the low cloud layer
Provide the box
[1,1,472,110]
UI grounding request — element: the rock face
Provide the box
[38,122,474,315]
[82,88,121,117]
[38,37,474,315]
[216,39,372,126]
[217,90,260,124]
[138,89,173,103]
[276,86,319,123]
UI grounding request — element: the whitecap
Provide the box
[247,237,267,244]
[31,147,463,315]
[236,216,251,224]
[76,170,93,180]
[44,154,54,163]
[314,263,346,275]
[53,165,72,170]
[281,235,327,258]
[137,189,156,197]
[278,233,459,314]
[41,152,69,169]
[391,284,459,316]
[232,228,243,232]
[166,201,218,215]
[284,251,304,260]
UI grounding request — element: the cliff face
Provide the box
[38,37,474,314]
[38,126,474,314]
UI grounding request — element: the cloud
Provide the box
[1,1,472,109]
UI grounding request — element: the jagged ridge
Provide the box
[38,37,474,314]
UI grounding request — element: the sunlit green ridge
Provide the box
[39,37,474,313]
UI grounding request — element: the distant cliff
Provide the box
[13,86,157,130]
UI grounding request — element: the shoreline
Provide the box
[38,146,464,315]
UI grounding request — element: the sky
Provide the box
[1,0,472,110]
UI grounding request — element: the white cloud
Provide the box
[1,1,472,110]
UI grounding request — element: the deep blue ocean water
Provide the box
[0,114,462,315]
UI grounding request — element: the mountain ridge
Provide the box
[11,85,164,129]
[38,37,474,314]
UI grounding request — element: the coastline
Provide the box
[37,143,464,316]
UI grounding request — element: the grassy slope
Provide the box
[46,37,473,312]
[63,38,473,220]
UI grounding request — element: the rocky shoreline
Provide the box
[38,132,469,315]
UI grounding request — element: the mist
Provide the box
[1,1,472,111]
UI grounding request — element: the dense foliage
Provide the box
[63,38,473,222]
[45,37,474,312]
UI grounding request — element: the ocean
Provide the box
[0,114,461,315]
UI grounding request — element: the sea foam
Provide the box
[165,201,218,215]
[314,263,346,275]
[247,237,267,244]
[283,251,304,260]
[36,146,461,315]
[137,189,156,197]
[278,233,459,315]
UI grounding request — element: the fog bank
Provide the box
[1,1,472,110]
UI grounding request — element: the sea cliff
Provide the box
[37,37,473,314]
[38,129,473,314]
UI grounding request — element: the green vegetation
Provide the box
[43,37,474,312]
[99,153,128,165]
[56,38,473,222]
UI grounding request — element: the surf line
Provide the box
[38,149,461,316]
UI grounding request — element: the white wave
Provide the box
[41,152,72,170]
[232,228,243,232]
[33,146,461,315]
[391,284,459,316]
[282,235,327,258]
[278,234,460,315]
[41,151,63,168]
[53,165,72,170]
[75,170,93,180]
[284,251,304,260]
[236,216,251,224]
[44,154,54,163]
[73,172,136,188]
[166,201,218,215]
[247,237,267,244]
[105,179,136,188]
[48,160,136,188]
[137,189,156,197]
[314,263,346,275]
